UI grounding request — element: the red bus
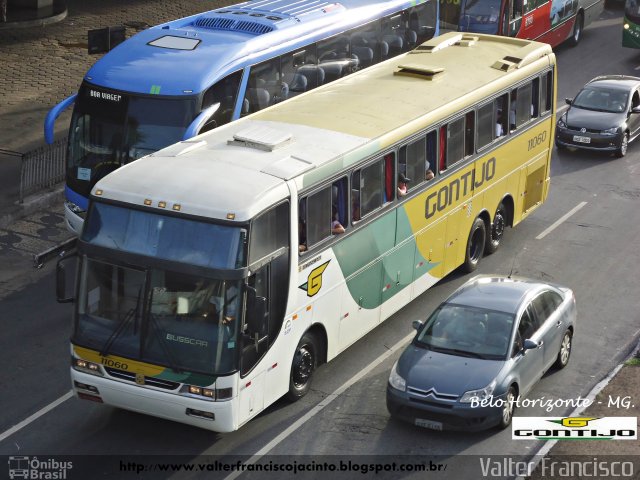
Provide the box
[440,0,603,47]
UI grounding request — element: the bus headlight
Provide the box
[72,357,103,376]
[388,361,406,392]
[182,384,233,401]
[65,201,86,218]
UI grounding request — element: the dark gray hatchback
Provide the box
[555,75,640,157]
[386,275,576,432]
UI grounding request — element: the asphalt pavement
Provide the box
[0,1,638,475]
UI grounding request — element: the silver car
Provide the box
[386,275,576,431]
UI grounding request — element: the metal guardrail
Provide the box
[19,137,67,203]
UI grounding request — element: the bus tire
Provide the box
[485,203,507,255]
[568,12,583,47]
[286,332,318,402]
[462,217,486,273]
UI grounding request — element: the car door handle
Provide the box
[537,341,544,348]
[556,320,562,328]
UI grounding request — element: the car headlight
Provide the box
[601,127,618,135]
[388,361,406,392]
[557,115,567,129]
[460,380,496,403]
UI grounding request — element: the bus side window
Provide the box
[282,47,315,97]
[200,69,243,132]
[464,110,475,157]
[318,33,352,82]
[353,154,391,219]
[399,135,428,192]
[244,58,284,116]
[541,71,553,113]
[477,101,494,148]
[409,1,437,44]
[350,21,381,68]
[302,177,348,249]
[446,116,465,167]
[531,77,540,119]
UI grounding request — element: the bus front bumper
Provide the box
[71,369,237,433]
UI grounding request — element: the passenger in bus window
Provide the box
[425,161,435,181]
[496,113,505,137]
[331,206,345,234]
[397,173,410,197]
[352,193,361,222]
[298,219,307,252]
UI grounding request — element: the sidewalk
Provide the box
[0,0,233,289]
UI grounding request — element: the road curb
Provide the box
[0,186,64,231]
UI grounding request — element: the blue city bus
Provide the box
[45,0,439,234]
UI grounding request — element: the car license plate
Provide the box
[415,418,443,431]
[573,135,591,144]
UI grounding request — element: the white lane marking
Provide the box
[222,331,416,480]
[536,201,587,240]
[0,390,73,443]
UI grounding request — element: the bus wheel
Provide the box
[462,217,486,273]
[286,332,318,401]
[485,203,507,255]
[568,12,583,47]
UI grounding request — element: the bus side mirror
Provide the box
[245,286,267,336]
[56,254,77,303]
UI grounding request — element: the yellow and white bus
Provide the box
[57,32,556,432]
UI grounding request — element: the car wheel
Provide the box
[498,386,517,429]
[462,217,486,273]
[485,203,507,255]
[568,12,583,47]
[554,329,572,369]
[616,133,629,158]
[286,332,318,401]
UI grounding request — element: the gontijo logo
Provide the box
[512,417,637,440]
[299,260,330,297]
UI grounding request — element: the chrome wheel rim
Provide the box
[493,211,505,243]
[502,390,515,425]
[560,333,571,365]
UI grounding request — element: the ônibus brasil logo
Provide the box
[512,417,638,440]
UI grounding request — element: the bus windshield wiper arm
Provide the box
[99,287,142,357]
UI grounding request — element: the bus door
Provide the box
[240,203,289,425]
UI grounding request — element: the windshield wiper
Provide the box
[99,287,142,357]
[430,345,487,359]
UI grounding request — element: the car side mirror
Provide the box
[632,107,640,114]
[523,339,538,350]
[412,320,423,331]
[565,98,573,106]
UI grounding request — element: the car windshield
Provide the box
[415,304,514,359]
[572,86,629,114]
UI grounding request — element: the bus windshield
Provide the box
[67,84,197,198]
[459,0,501,34]
[73,259,243,375]
[82,202,247,270]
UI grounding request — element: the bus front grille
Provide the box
[104,368,180,390]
